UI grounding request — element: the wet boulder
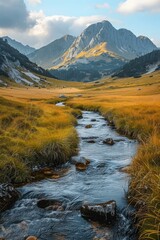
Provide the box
[103,138,115,146]
[0,184,20,212]
[81,200,116,224]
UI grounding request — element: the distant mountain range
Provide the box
[28,20,157,82]
[1,20,159,82]
[113,50,160,78]
[0,38,52,86]
[2,36,35,55]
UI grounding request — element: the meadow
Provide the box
[0,85,82,183]
[67,72,160,240]
[0,72,160,239]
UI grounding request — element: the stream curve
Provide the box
[0,111,137,240]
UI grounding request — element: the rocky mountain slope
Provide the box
[49,20,157,81]
[2,36,35,55]
[113,50,160,78]
[0,38,52,86]
[28,35,76,69]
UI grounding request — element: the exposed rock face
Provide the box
[0,38,53,86]
[81,200,116,224]
[64,21,156,61]
[0,184,20,212]
[50,21,157,81]
[28,35,76,69]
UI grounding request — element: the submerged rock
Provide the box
[103,138,115,145]
[37,199,63,210]
[81,200,116,224]
[87,140,96,143]
[0,184,20,212]
[91,119,97,122]
[85,124,92,129]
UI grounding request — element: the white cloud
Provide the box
[27,0,41,5]
[118,0,160,14]
[0,11,108,48]
[95,3,110,9]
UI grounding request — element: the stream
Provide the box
[0,110,137,240]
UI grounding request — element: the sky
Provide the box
[0,0,160,49]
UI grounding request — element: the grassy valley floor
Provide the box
[0,72,160,239]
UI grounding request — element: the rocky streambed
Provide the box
[0,111,137,240]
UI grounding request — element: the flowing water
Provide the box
[0,110,137,240]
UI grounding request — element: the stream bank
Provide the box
[0,110,137,240]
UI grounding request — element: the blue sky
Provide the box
[0,0,160,48]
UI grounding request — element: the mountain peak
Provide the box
[2,36,35,55]
[28,34,76,69]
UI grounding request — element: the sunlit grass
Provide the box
[0,97,79,183]
[0,70,160,239]
[67,71,160,240]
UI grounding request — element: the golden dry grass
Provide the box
[0,95,80,183]
[0,71,160,239]
[66,71,160,240]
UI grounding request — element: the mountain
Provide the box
[28,35,76,69]
[2,36,35,55]
[49,20,157,82]
[0,38,53,86]
[112,50,160,78]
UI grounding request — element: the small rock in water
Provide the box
[85,124,92,129]
[37,199,63,210]
[75,162,88,171]
[91,119,96,122]
[72,156,91,171]
[103,138,115,145]
[87,140,96,143]
[77,115,83,119]
[0,184,20,212]
[26,236,38,240]
[81,200,116,224]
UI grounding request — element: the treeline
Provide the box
[113,50,160,78]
